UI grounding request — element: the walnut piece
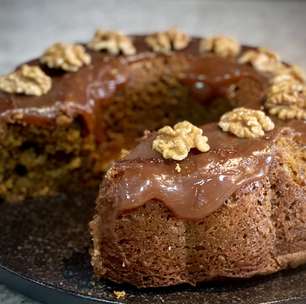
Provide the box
[0,64,51,96]
[88,29,135,55]
[40,43,91,72]
[119,149,130,159]
[152,121,210,161]
[113,291,126,300]
[218,107,275,138]
[262,63,305,88]
[284,65,305,83]
[272,64,305,84]
[238,48,282,73]
[265,78,306,120]
[268,105,306,120]
[199,36,241,57]
[146,28,190,53]
[239,48,306,83]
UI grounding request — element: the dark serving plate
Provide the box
[0,191,305,304]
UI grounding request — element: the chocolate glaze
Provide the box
[108,123,276,219]
[106,120,305,220]
[0,36,266,144]
[0,52,131,141]
[180,54,266,106]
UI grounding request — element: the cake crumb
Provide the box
[152,121,210,161]
[56,114,73,126]
[40,43,91,72]
[142,129,151,139]
[199,35,241,57]
[11,111,24,121]
[175,163,181,173]
[219,107,275,138]
[0,64,51,96]
[88,29,135,55]
[146,28,190,53]
[120,149,130,159]
[113,290,126,300]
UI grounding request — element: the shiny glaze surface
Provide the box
[180,54,266,106]
[107,123,287,219]
[109,121,305,220]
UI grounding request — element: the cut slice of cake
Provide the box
[90,119,306,287]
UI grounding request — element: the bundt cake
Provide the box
[87,30,306,287]
[0,28,305,288]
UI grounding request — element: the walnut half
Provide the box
[199,35,241,57]
[218,107,275,138]
[238,48,281,73]
[239,48,306,83]
[146,28,190,53]
[265,78,306,120]
[0,64,51,96]
[152,121,210,161]
[88,29,136,55]
[40,43,91,72]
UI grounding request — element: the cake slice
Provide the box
[90,119,306,287]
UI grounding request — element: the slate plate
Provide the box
[0,191,305,304]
